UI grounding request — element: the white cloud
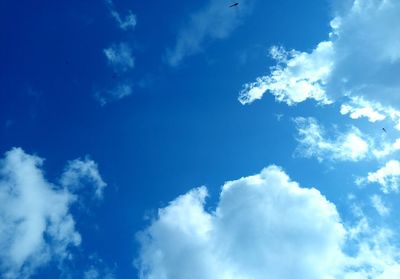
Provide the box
[0,148,106,278]
[364,160,400,193]
[136,166,346,279]
[166,0,252,66]
[239,42,334,105]
[294,117,370,162]
[61,157,107,199]
[340,96,387,122]
[371,195,390,216]
[104,43,134,72]
[239,0,400,129]
[106,0,136,31]
[136,166,400,279]
[372,138,400,158]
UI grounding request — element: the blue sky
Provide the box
[2,0,400,278]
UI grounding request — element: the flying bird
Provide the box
[229,3,239,7]
[382,128,387,133]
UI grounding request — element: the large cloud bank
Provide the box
[239,0,400,126]
[0,148,106,279]
[136,166,400,279]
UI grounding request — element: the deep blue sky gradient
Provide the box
[1,0,377,277]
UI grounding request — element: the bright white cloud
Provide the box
[166,0,252,66]
[239,0,400,129]
[0,148,106,278]
[136,166,346,279]
[364,160,400,193]
[294,117,370,162]
[106,0,136,31]
[371,195,390,216]
[340,96,387,122]
[104,43,134,72]
[136,166,400,279]
[61,157,107,199]
[0,148,79,278]
[239,42,334,105]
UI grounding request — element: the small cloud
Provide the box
[294,117,370,162]
[95,83,133,106]
[61,157,107,199]
[371,195,390,216]
[104,43,134,73]
[365,160,400,193]
[106,0,136,31]
[239,42,333,105]
[166,0,252,66]
[340,96,387,122]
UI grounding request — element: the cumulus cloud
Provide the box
[136,166,347,279]
[294,117,370,162]
[166,0,252,66]
[106,0,136,31]
[340,96,387,122]
[0,148,105,278]
[136,166,400,279]
[239,42,334,105]
[239,0,400,128]
[104,43,134,73]
[361,160,400,193]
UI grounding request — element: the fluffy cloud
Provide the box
[104,43,134,73]
[166,0,252,66]
[106,0,136,31]
[136,166,400,279]
[362,160,400,193]
[239,0,400,127]
[136,166,347,279]
[0,148,105,278]
[372,138,400,158]
[294,117,370,162]
[239,42,334,105]
[340,96,387,122]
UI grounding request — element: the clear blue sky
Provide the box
[1,0,400,278]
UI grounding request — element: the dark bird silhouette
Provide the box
[382,128,387,133]
[229,3,239,7]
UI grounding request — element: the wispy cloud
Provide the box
[61,157,107,199]
[104,43,135,73]
[294,117,370,162]
[95,83,133,106]
[371,195,390,216]
[105,0,136,31]
[166,0,252,66]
